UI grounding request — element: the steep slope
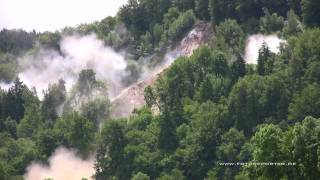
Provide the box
[111,22,211,118]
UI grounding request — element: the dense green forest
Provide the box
[1,0,320,179]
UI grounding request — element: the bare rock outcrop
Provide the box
[111,22,212,118]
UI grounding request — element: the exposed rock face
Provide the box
[111,22,211,118]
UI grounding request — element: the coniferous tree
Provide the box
[302,0,320,27]
[231,54,246,83]
[257,42,274,75]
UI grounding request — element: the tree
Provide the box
[195,0,210,20]
[0,53,18,82]
[304,61,320,84]
[41,79,66,123]
[283,9,302,36]
[228,75,266,135]
[230,55,246,83]
[192,47,229,80]
[1,138,37,175]
[235,0,262,23]
[288,83,320,122]
[17,103,42,138]
[157,169,185,180]
[0,161,8,180]
[4,117,17,138]
[195,75,214,102]
[77,69,99,96]
[214,128,246,179]
[242,117,320,179]
[247,124,287,179]
[4,78,28,122]
[259,9,284,33]
[167,10,196,43]
[119,0,150,36]
[144,85,156,108]
[257,42,275,75]
[80,97,111,126]
[0,29,36,55]
[291,116,320,179]
[65,112,95,155]
[209,0,221,24]
[195,75,230,103]
[173,0,194,11]
[158,109,179,151]
[132,172,150,180]
[260,0,289,17]
[208,0,237,24]
[95,120,128,179]
[290,28,320,70]
[35,128,58,160]
[302,0,320,27]
[214,19,245,56]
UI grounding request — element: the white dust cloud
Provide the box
[24,147,95,180]
[19,34,127,99]
[244,34,284,64]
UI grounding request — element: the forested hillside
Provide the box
[1,0,320,179]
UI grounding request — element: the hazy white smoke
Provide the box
[19,34,127,98]
[0,82,13,91]
[244,34,284,64]
[24,147,95,180]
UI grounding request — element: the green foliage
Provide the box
[3,78,38,123]
[228,75,266,135]
[214,128,246,179]
[0,29,36,55]
[257,42,275,75]
[95,120,128,179]
[0,53,18,82]
[241,116,320,179]
[228,74,289,135]
[41,79,66,123]
[302,0,320,27]
[288,84,320,122]
[77,69,101,96]
[17,103,42,138]
[137,32,153,56]
[0,137,37,175]
[213,19,245,56]
[157,169,185,180]
[167,10,196,43]
[123,60,142,86]
[35,128,58,160]
[283,9,302,36]
[290,28,320,67]
[38,31,61,50]
[249,124,288,179]
[195,0,209,20]
[173,0,195,12]
[0,161,9,180]
[158,110,179,151]
[259,9,284,33]
[1,1,320,179]
[144,85,156,108]
[209,0,237,25]
[195,75,231,103]
[132,172,150,180]
[119,0,172,37]
[54,112,96,156]
[80,97,111,126]
[230,55,246,83]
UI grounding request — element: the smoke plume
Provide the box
[244,34,284,64]
[24,147,95,180]
[18,34,127,99]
